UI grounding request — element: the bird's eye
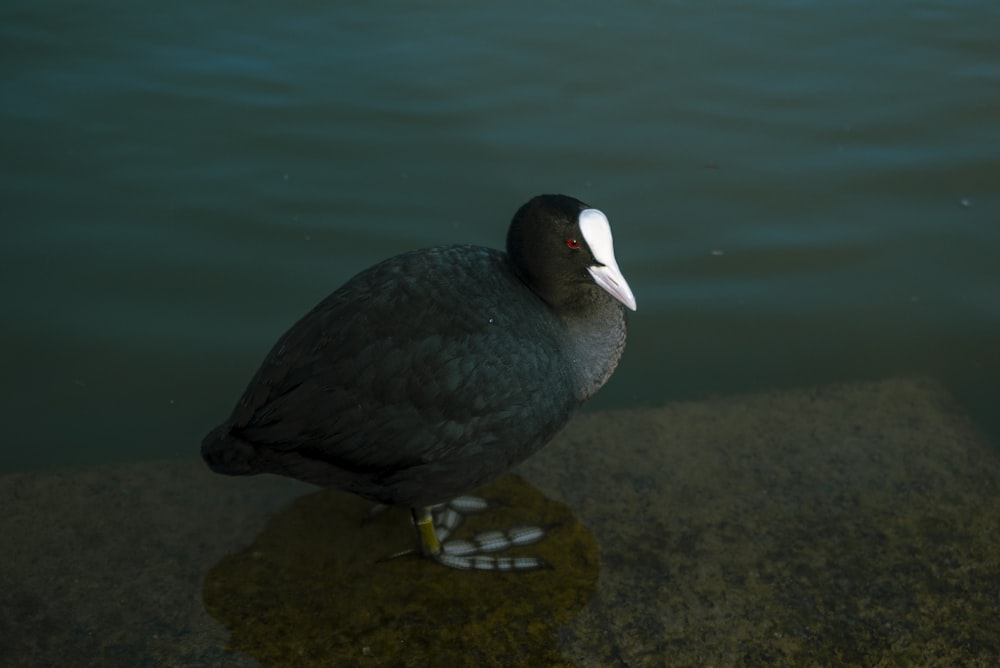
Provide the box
[566,238,580,249]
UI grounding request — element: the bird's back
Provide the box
[202,245,582,507]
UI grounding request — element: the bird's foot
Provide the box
[426,497,553,571]
[384,496,552,571]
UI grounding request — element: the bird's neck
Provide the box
[560,294,628,402]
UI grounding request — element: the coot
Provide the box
[202,194,636,569]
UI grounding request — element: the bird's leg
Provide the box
[412,506,442,557]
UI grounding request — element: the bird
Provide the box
[201,194,636,570]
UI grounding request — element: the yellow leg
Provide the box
[412,507,441,557]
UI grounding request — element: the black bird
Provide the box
[201,194,636,569]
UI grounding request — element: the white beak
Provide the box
[579,208,637,312]
[588,263,637,312]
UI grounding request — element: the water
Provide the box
[3,1,999,473]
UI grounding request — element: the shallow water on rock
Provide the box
[202,475,598,667]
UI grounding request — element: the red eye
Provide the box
[566,238,580,249]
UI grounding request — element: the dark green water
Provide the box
[3,1,999,473]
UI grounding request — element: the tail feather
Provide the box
[201,424,257,476]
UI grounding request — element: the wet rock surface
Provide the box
[2,378,997,667]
